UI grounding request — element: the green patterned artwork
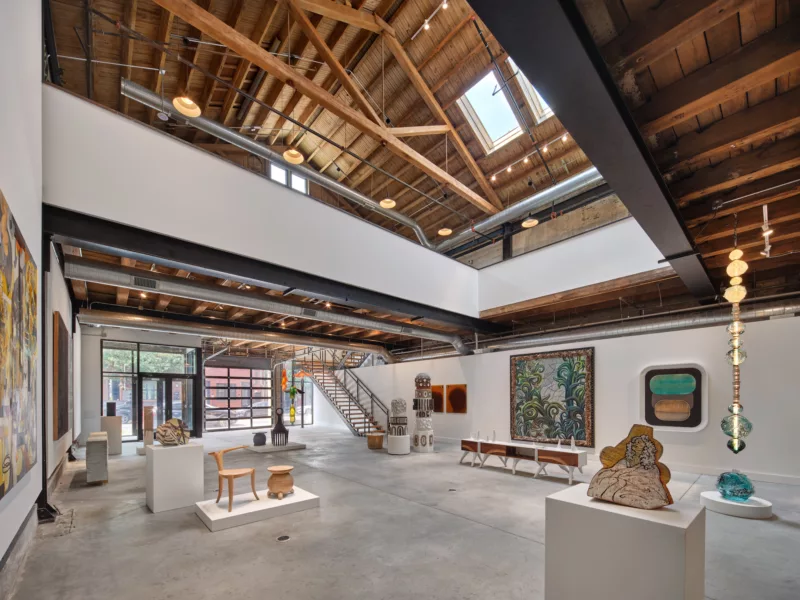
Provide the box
[510,348,594,447]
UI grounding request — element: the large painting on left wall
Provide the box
[0,189,39,502]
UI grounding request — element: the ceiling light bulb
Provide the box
[443,0,449,8]
[491,174,497,182]
[561,134,568,142]
[506,166,512,173]
[729,248,744,261]
[424,20,430,30]
[172,96,201,118]
[283,148,304,165]
[523,156,530,164]
[521,217,539,228]
[140,292,147,298]
[542,146,548,153]
[761,227,773,237]
[380,198,396,209]
[325,302,332,308]
[438,227,453,236]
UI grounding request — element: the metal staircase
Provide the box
[300,348,388,436]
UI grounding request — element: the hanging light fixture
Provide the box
[523,156,530,164]
[424,19,430,30]
[521,217,539,228]
[442,0,449,8]
[172,96,201,118]
[283,148,304,165]
[491,174,497,182]
[380,198,396,209]
[506,166,512,173]
[542,145,549,153]
[438,227,453,236]
[561,133,568,143]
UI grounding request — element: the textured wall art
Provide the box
[0,189,38,502]
[510,348,594,447]
[641,364,706,430]
[431,385,444,413]
[53,311,70,441]
[446,384,467,414]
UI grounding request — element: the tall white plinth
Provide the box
[146,443,204,513]
[387,435,410,455]
[546,484,705,600]
[100,416,123,455]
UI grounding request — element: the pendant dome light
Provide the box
[172,96,201,118]
[438,227,453,236]
[380,198,396,209]
[283,148,305,165]
[521,217,539,228]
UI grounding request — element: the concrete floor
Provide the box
[11,427,800,600]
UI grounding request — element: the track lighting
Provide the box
[438,228,453,236]
[523,156,530,164]
[325,302,332,308]
[380,198,396,209]
[762,226,773,237]
[561,133,568,142]
[506,166,512,173]
[542,146,548,153]
[424,20,430,30]
[491,174,497,182]
[283,148,305,165]
[443,0,449,8]
[172,96,201,118]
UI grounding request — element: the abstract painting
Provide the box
[510,348,594,447]
[446,384,467,414]
[0,189,38,502]
[641,364,706,431]
[431,385,444,413]
[53,311,70,441]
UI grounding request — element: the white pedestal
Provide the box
[247,441,307,454]
[701,491,772,519]
[195,486,320,532]
[546,484,705,600]
[100,416,123,455]
[388,435,410,455]
[136,431,154,456]
[146,443,204,513]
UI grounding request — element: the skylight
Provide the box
[457,71,522,154]
[508,57,554,125]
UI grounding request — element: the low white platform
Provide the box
[546,484,705,600]
[146,443,204,513]
[387,435,410,455]
[701,491,773,519]
[100,416,122,455]
[247,441,307,454]
[195,486,320,532]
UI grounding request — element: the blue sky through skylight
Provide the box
[463,71,520,143]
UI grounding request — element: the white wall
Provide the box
[358,317,800,485]
[45,245,73,477]
[79,326,203,444]
[478,218,664,312]
[310,382,350,431]
[42,86,479,317]
[0,0,42,561]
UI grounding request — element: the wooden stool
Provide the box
[208,445,259,512]
[367,433,384,450]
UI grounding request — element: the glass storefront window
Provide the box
[139,344,197,374]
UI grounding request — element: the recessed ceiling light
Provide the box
[380,198,396,209]
[491,174,497,182]
[521,217,539,228]
[172,96,201,118]
[523,156,530,164]
[438,227,453,236]
[283,148,304,165]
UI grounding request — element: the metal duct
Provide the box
[435,167,607,253]
[78,310,396,363]
[65,256,473,354]
[120,79,435,249]
[482,299,800,352]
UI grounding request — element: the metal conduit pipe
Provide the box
[64,256,473,355]
[434,167,608,253]
[120,79,436,250]
[482,299,800,352]
[78,309,397,363]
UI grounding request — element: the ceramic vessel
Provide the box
[253,432,267,446]
[267,465,294,500]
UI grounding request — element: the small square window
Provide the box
[291,174,308,194]
[270,164,287,185]
[457,71,523,155]
[508,57,554,125]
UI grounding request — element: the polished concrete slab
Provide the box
[10,427,800,600]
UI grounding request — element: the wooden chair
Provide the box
[209,445,259,512]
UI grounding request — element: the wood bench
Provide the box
[459,438,587,484]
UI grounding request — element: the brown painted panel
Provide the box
[479,442,509,456]
[537,449,580,467]
[461,440,479,452]
[432,385,444,413]
[446,384,467,413]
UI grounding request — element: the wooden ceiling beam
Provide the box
[635,18,800,136]
[602,0,754,77]
[672,134,800,203]
[693,195,800,244]
[390,125,451,137]
[293,0,390,34]
[219,0,280,126]
[151,0,500,215]
[704,237,800,268]
[683,166,800,227]
[119,0,139,114]
[146,8,175,123]
[382,31,503,211]
[656,87,800,173]
[175,0,213,96]
[699,221,800,258]
[288,0,383,125]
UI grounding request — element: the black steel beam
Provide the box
[470,0,717,301]
[43,205,504,334]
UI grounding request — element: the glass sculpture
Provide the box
[716,470,755,503]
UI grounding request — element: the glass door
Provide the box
[170,378,194,430]
[141,377,167,433]
[140,376,196,438]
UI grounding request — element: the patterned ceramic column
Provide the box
[413,373,434,453]
[387,398,410,455]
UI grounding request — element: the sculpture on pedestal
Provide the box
[155,418,190,446]
[413,373,434,453]
[388,398,410,455]
[587,424,673,509]
[271,407,289,446]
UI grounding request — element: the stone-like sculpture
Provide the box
[155,418,190,446]
[412,374,434,453]
[587,424,673,509]
[272,407,289,446]
[387,398,410,455]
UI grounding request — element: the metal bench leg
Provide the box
[512,458,520,475]
[535,463,548,478]
[459,450,469,464]
[479,453,489,468]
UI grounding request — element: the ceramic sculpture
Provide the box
[267,465,294,499]
[587,424,673,509]
[155,418,190,446]
[388,398,411,455]
[271,407,289,446]
[412,373,434,453]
